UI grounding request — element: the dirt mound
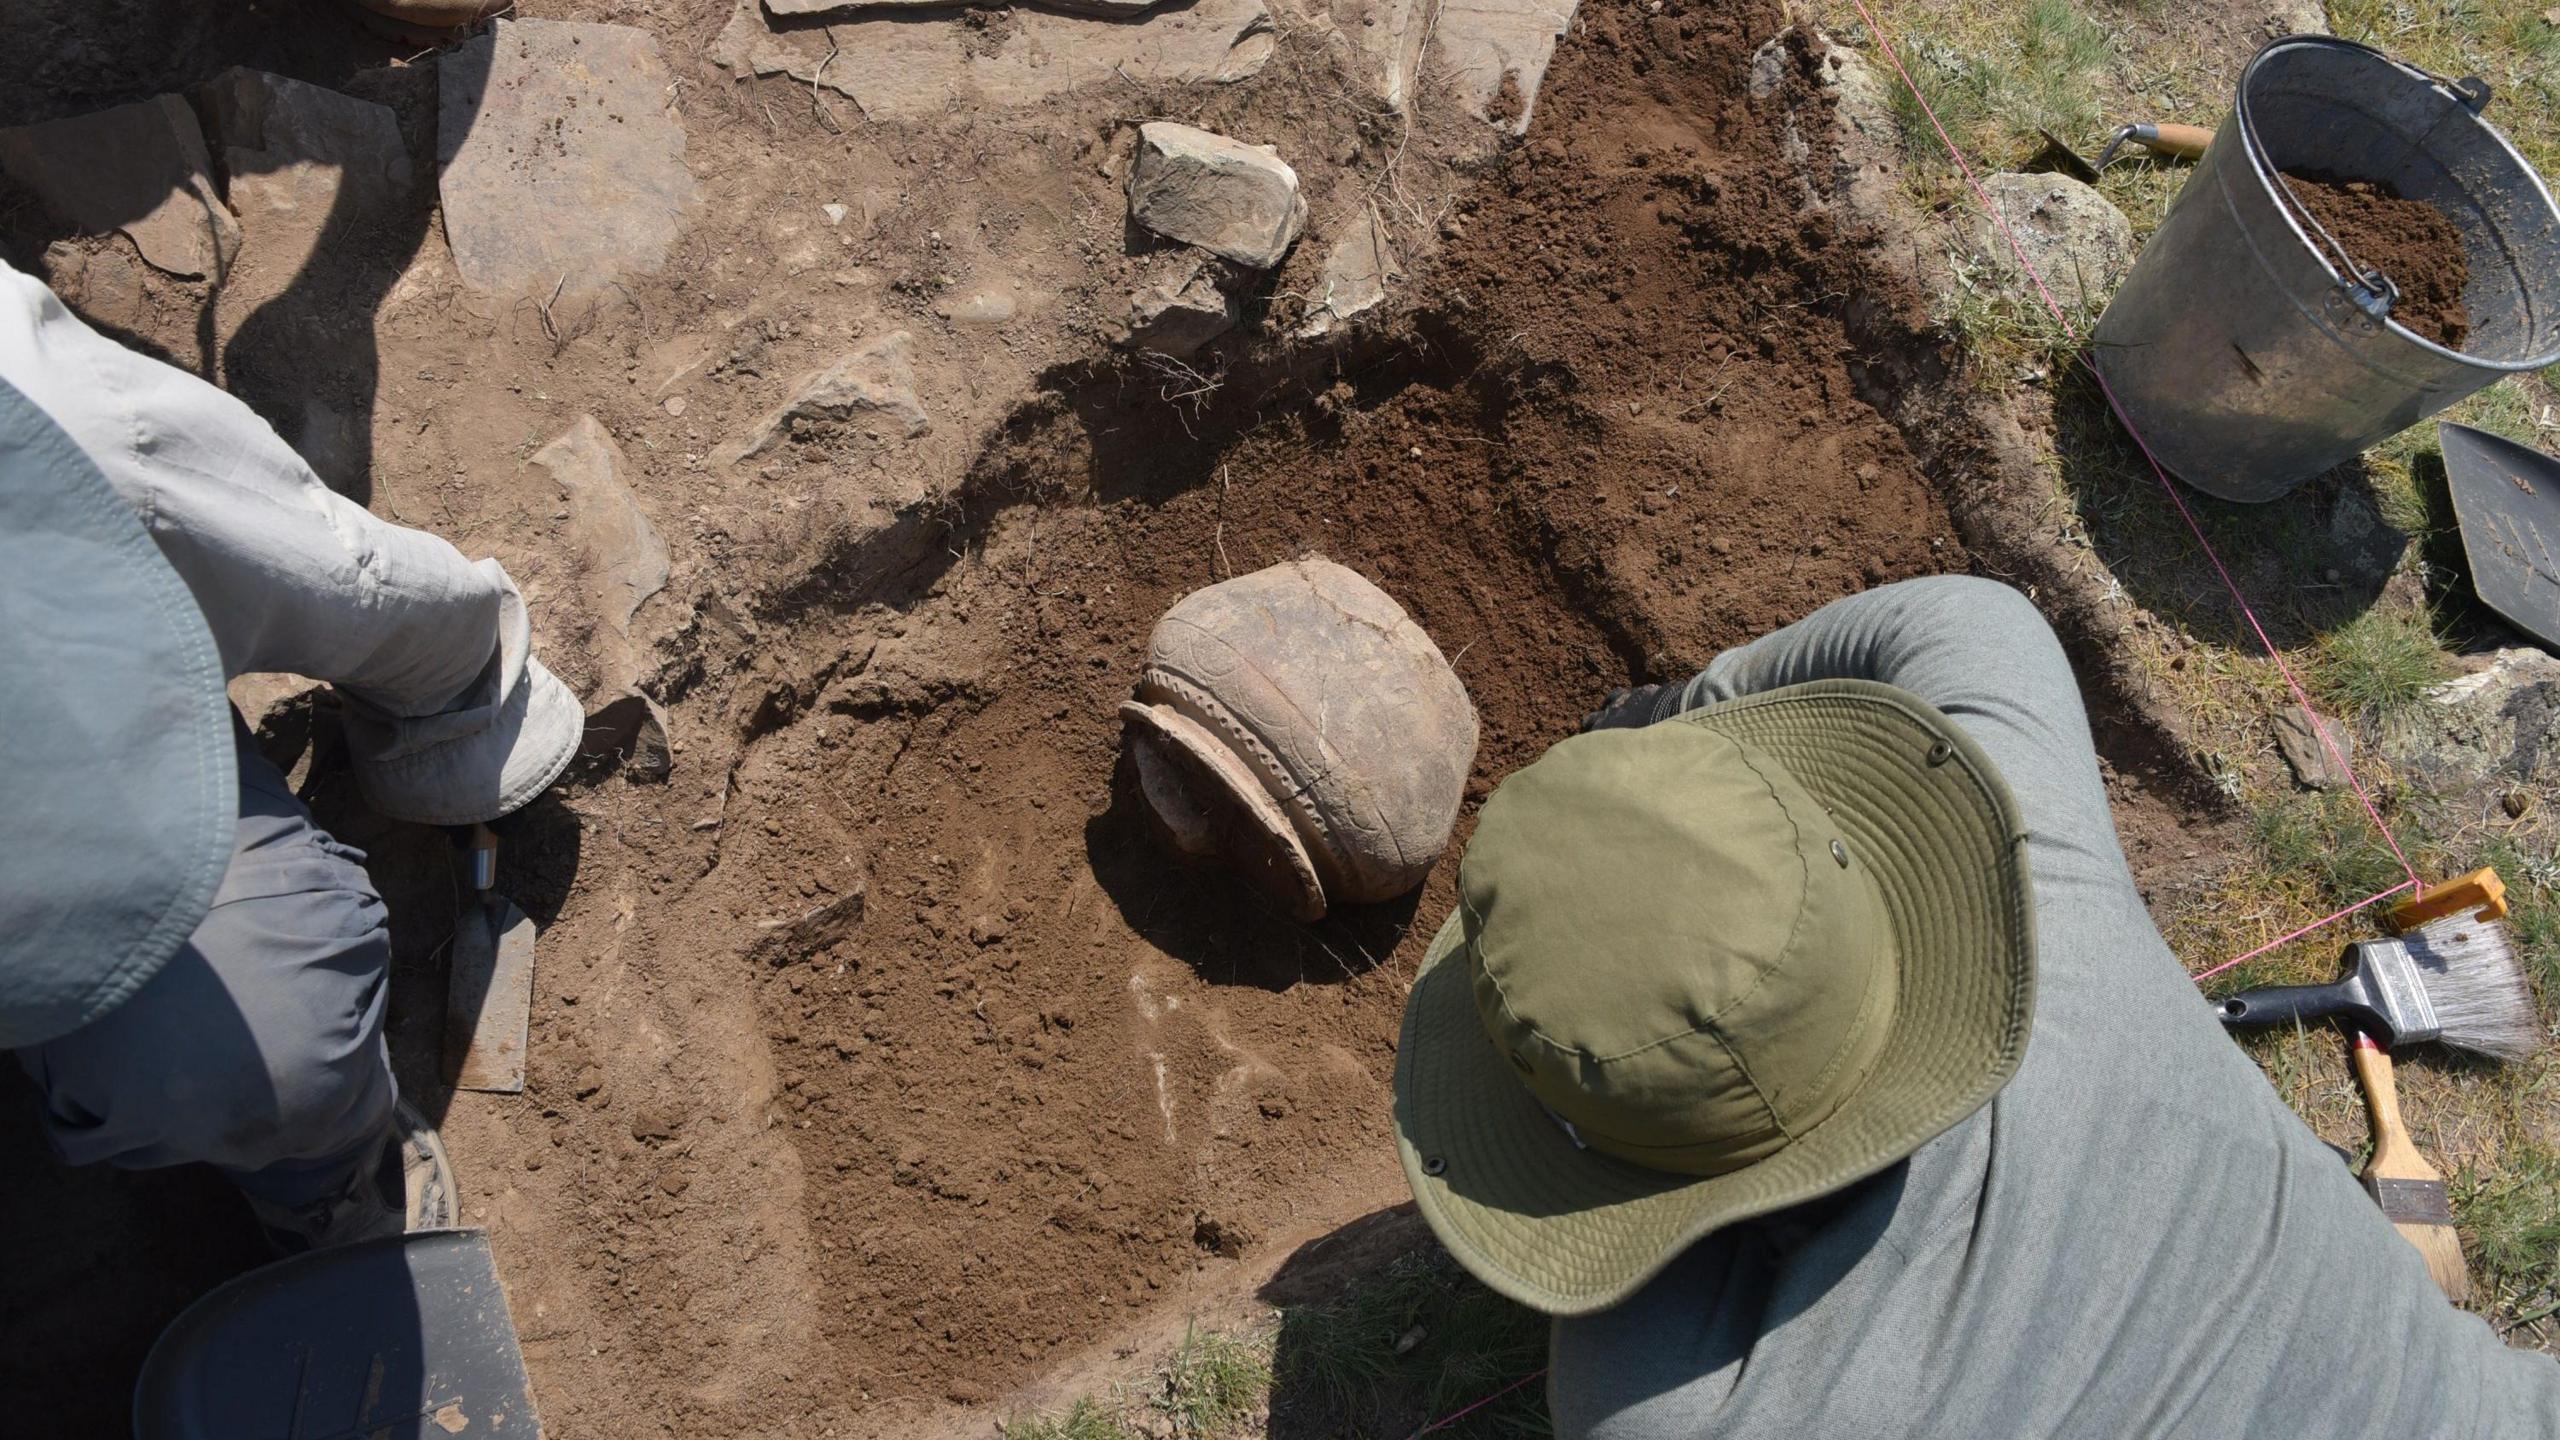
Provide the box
[2282,171,2473,350]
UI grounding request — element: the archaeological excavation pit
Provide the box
[0,1,2202,1435]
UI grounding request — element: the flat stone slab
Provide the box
[769,0,1164,12]
[1128,122,1305,269]
[533,416,670,649]
[1338,0,1577,133]
[713,0,1271,119]
[2272,704,2356,791]
[0,95,239,278]
[1128,264,1234,357]
[1299,201,1397,337]
[439,19,697,298]
[199,69,415,285]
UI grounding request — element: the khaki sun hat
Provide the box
[1393,679,2035,1316]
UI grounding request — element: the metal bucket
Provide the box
[2090,36,2560,503]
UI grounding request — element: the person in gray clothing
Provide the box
[1393,575,2560,1438]
[0,261,583,1250]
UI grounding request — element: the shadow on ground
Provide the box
[1083,751,1427,990]
[1258,1207,1552,1440]
[2054,376,2411,651]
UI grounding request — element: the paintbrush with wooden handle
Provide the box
[2215,871,2538,1063]
[2351,1028,2469,1303]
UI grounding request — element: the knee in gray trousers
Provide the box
[13,728,397,1207]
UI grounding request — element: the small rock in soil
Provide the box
[1127,122,1306,269]
[533,416,671,647]
[438,19,698,298]
[1970,172,2133,311]
[936,288,1019,328]
[1298,202,1398,338]
[765,0,976,12]
[0,95,238,278]
[2272,704,2357,790]
[1128,265,1235,357]
[721,331,930,465]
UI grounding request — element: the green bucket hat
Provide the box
[1393,679,2035,1316]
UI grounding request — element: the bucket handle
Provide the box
[2247,44,2494,328]
[2440,72,2493,115]
[2268,168,2403,323]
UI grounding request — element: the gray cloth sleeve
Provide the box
[0,262,503,718]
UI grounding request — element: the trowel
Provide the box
[444,823,535,1093]
[2031,121,2215,182]
[2439,421,2560,654]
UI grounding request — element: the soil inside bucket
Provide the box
[2280,171,2474,350]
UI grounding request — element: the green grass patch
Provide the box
[1271,1251,1550,1439]
[2311,607,2455,722]
[2252,788,2423,912]
[2453,1140,2560,1324]
[1002,1398,1144,1440]
[1154,1327,1271,1438]
[1875,0,2112,171]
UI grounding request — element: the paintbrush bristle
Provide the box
[2396,1217,2472,1305]
[2407,915,2543,1064]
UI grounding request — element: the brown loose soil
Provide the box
[0,0,2209,1436]
[2281,171,2474,350]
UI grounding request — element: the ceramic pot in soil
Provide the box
[1120,557,1478,921]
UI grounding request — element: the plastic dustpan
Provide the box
[133,1228,538,1439]
[2438,421,2560,652]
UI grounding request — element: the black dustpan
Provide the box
[2439,421,2560,652]
[133,1228,538,1438]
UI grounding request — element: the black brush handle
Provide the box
[2216,980,2373,1031]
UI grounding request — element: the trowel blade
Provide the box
[445,897,536,1094]
[2439,421,2560,653]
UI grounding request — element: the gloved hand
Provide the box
[1580,684,1670,734]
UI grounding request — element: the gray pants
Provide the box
[14,727,393,1208]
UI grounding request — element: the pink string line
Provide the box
[1405,1368,1548,1439]
[2185,877,2418,983]
[1843,0,2427,965]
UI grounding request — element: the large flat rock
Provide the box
[196,69,421,494]
[1332,0,1575,133]
[438,19,697,297]
[1968,172,2134,312]
[712,0,1271,118]
[534,416,669,688]
[768,0,1165,12]
[0,95,239,278]
[199,69,415,288]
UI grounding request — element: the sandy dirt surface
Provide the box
[0,0,2217,1435]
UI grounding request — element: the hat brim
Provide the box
[1394,679,2035,1316]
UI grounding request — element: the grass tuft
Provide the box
[2312,607,2453,723]
[2453,1142,2560,1327]
[1272,1251,1550,1438]
[1155,1326,1271,1438]
[1002,1398,1144,1440]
